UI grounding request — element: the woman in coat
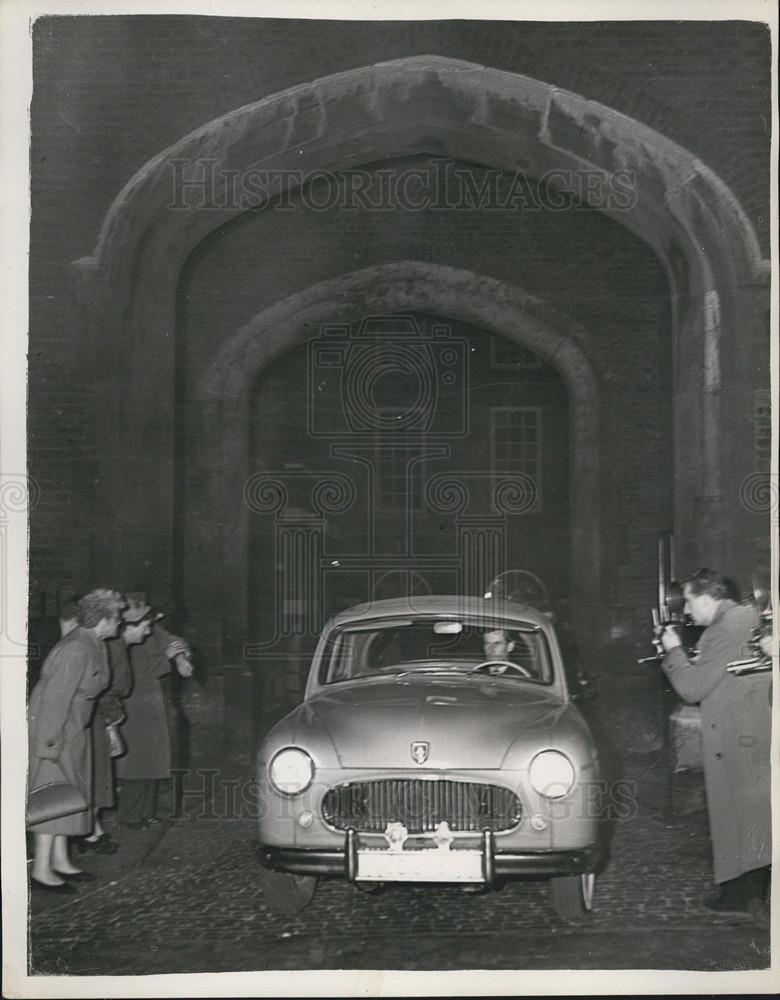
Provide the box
[27,589,124,892]
[78,608,149,854]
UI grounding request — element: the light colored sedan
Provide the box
[255,596,603,917]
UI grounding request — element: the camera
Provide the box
[307,314,468,438]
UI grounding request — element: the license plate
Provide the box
[357,848,484,882]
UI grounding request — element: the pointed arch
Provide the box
[72,55,769,648]
[197,261,600,654]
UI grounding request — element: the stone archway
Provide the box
[72,54,768,647]
[194,261,598,657]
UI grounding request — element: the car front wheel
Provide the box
[549,872,595,918]
[258,868,317,915]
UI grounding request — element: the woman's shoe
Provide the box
[76,833,118,855]
[144,817,162,827]
[55,871,95,882]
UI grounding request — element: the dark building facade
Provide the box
[28,18,772,746]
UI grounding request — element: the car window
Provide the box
[319,618,551,685]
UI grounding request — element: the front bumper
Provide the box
[256,830,601,884]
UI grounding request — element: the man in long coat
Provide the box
[116,593,193,827]
[661,568,771,912]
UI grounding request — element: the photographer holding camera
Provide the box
[660,568,771,923]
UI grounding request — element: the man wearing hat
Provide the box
[115,593,194,828]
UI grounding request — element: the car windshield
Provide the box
[319,616,552,685]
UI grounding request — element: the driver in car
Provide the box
[481,629,516,674]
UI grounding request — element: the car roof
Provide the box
[328,595,552,629]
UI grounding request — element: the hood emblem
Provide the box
[411,741,430,765]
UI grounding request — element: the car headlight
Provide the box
[529,750,575,798]
[269,747,314,795]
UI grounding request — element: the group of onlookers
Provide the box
[27,589,193,894]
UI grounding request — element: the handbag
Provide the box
[106,722,125,758]
[26,782,88,827]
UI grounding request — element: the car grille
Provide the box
[321,779,522,833]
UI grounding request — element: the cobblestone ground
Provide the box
[27,755,771,975]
